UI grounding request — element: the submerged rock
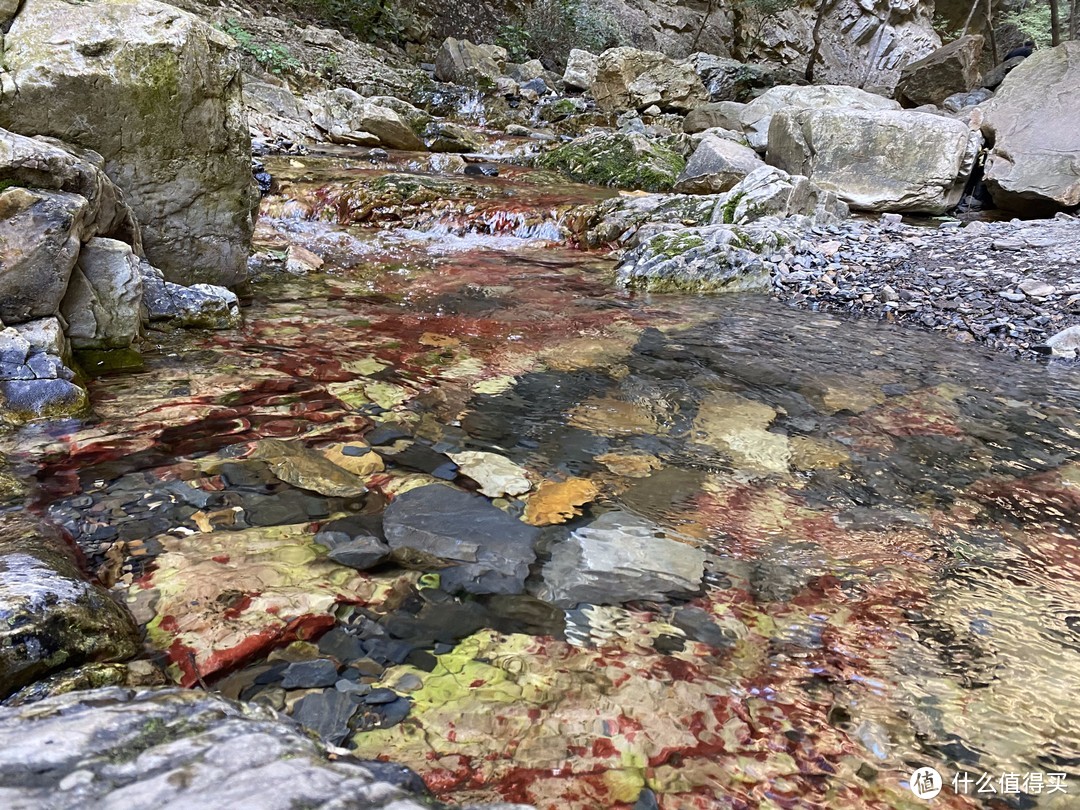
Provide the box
[539,511,705,607]
[0,514,139,699]
[382,484,539,595]
[0,686,526,809]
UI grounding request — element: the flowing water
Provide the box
[4,147,1080,809]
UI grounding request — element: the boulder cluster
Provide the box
[0,0,254,423]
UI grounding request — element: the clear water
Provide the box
[4,151,1079,809]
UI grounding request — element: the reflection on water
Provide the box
[4,153,1079,809]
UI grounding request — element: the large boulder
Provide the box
[674,134,766,194]
[307,89,424,151]
[626,61,708,113]
[244,78,320,145]
[60,237,143,350]
[689,85,900,151]
[978,42,1080,214]
[591,46,707,113]
[0,0,258,287]
[768,107,981,213]
[537,131,686,192]
[0,514,139,698]
[0,686,528,808]
[434,37,507,87]
[0,129,138,245]
[717,165,850,225]
[896,34,984,107]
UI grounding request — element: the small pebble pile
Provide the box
[767,213,1080,359]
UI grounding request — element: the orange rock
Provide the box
[523,478,601,526]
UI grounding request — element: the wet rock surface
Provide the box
[0,513,139,699]
[0,686,527,809]
[383,484,539,595]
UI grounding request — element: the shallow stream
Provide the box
[5,148,1080,809]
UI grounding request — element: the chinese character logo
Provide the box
[910,767,944,800]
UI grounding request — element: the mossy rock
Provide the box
[537,132,686,192]
[0,514,140,699]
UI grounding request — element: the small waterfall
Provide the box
[456,91,487,127]
[418,207,568,242]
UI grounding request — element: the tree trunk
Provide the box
[691,0,717,51]
[960,0,982,36]
[805,0,839,82]
[1050,0,1061,45]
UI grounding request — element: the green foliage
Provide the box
[999,2,1054,47]
[931,13,963,43]
[299,0,418,45]
[499,0,623,69]
[221,19,301,76]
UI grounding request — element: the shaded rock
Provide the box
[978,42,1080,214]
[0,187,86,325]
[683,101,746,134]
[687,54,807,103]
[539,511,706,607]
[979,55,1026,90]
[281,659,339,689]
[139,262,241,330]
[0,686,501,808]
[0,514,139,699]
[0,325,86,422]
[382,484,540,595]
[505,60,544,83]
[674,134,765,194]
[0,128,136,243]
[943,87,992,113]
[325,534,392,571]
[537,131,685,192]
[434,37,507,87]
[563,49,599,91]
[424,122,484,153]
[768,107,981,214]
[60,237,143,349]
[896,35,983,107]
[0,0,258,286]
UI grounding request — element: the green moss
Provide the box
[719,191,745,224]
[648,231,705,259]
[537,134,685,192]
[74,347,144,377]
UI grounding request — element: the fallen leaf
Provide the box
[523,478,600,526]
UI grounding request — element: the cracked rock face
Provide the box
[0,686,530,810]
[0,0,258,287]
